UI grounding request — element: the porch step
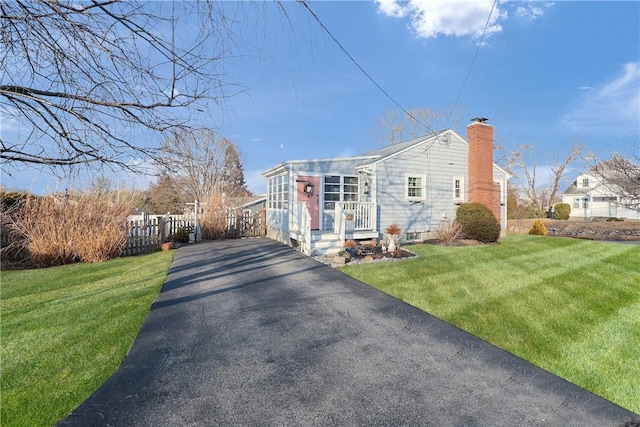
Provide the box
[309,232,342,256]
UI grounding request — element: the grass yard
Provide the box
[342,235,640,413]
[1,250,174,427]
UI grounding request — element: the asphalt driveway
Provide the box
[60,238,637,426]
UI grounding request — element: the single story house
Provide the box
[226,195,266,216]
[562,173,640,220]
[261,118,510,255]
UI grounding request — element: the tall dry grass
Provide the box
[200,192,228,240]
[3,190,136,267]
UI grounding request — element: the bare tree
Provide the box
[377,108,463,145]
[160,128,236,204]
[588,153,640,212]
[506,144,582,212]
[1,1,252,173]
[146,174,188,215]
[546,145,583,212]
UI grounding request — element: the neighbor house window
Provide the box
[267,175,288,209]
[406,175,426,200]
[583,197,589,208]
[573,198,580,209]
[582,178,589,188]
[324,175,359,210]
[453,177,464,201]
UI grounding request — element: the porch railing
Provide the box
[338,202,375,230]
[334,202,375,248]
[292,201,312,255]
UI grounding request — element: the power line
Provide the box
[445,0,498,126]
[298,0,433,135]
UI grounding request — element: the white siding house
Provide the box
[562,173,640,220]
[261,120,510,255]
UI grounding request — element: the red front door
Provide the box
[297,175,320,230]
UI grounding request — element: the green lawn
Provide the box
[1,251,174,427]
[342,235,640,413]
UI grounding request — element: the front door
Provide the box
[296,175,320,230]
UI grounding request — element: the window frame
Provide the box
[267,174,288,210]
[405,174,426,201]
[323,175,359,210]
[453,176,464,201]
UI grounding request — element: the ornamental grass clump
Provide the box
[455,202,500,243]
[4,189,135,267]
[434,220,463,245]
[528,219,548,236]
[200,192,228,240]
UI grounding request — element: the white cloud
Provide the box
[563,62,640,134]
[376,0,554,39]
[376,0,506,39]
[514,1,553,21]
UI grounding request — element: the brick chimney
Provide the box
[467,118,501,222]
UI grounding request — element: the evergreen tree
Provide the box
[222,143,250,196]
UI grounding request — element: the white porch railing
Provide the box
[335,202,346,248]
[339,202,375,230]
[291,201,312,255]
[334,202,375,247]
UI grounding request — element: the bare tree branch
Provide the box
[587,153,640,212]
[506,144,582,212]
[1,0,252,173]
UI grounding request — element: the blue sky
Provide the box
[3,0,639,195]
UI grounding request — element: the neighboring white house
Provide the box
[261,119,510,255]
[562,173,640,220]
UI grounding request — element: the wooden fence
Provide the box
[121,210,265,256]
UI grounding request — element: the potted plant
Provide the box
[385,223,401,252]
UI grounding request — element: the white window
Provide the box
[453,177,464,201]
[267,175,288,210]
[573,198,580,209]
[406,175,426,200]
[324,175,358,210]
[582,178,589,188]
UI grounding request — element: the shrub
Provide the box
[200,192,228,240]
[172,227,190,243]
[554,203,571,220]
[434,220,463,245]
[3,190,135,267]
[528,219,548,236]
[607,217,624,222]
[455,203,501,243]
[345,239,357,249]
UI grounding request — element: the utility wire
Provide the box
[445,0,498,126]
[298,0,433,135]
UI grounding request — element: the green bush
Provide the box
[172,227,191,243]
[554,203,571,220]
[607,217,624,222]
[455,203,501,243]
[528,219,548,236]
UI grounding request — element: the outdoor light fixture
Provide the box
[304,183,314,195]
[364,181,370,195]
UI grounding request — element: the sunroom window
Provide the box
[324,175,358,209]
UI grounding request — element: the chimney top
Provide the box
[470,117,489,124]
